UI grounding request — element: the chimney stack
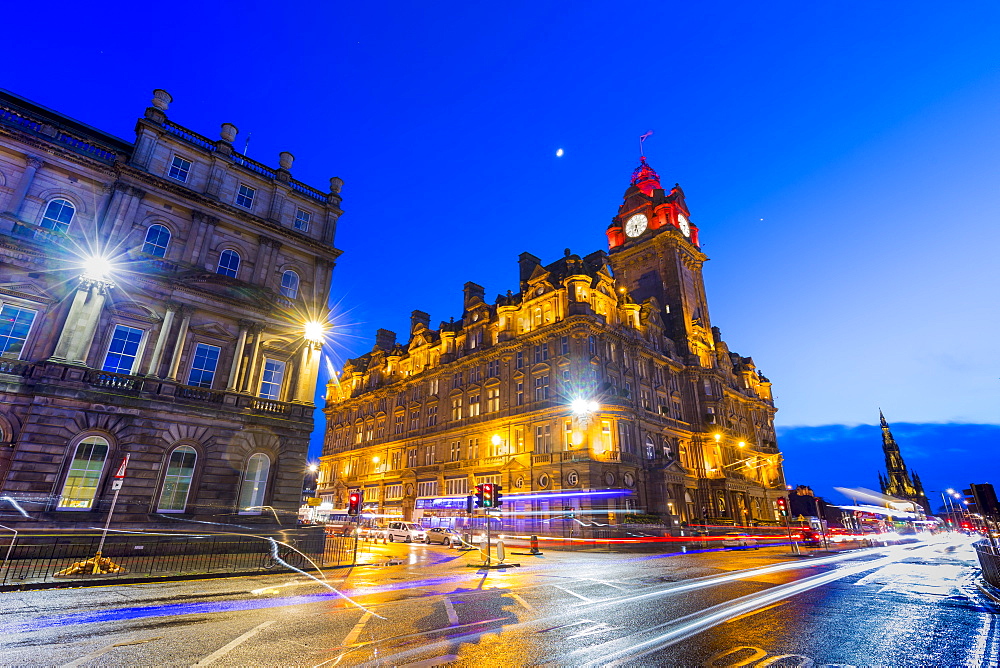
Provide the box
[410,310,430,333]
[375,329,396,351]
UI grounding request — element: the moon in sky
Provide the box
[556,148,564,157]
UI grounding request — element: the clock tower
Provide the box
[606,158,711,364]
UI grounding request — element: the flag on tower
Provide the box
[640,130,654,142]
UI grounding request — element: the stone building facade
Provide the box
[318,158,784,531]
[0,89,343,527]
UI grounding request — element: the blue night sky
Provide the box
[6,1,999,502]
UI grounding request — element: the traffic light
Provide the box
[474,484,484,508]
[494,484,503,508]
[347,490,362,516]
[466,494,474,513]
[481,483,495,508]
[776,497,788,517]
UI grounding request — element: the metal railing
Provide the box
[975,540,1000,589]
[0,531,336,587]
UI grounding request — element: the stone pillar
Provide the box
[239,323,265,393]
[184,213,219,267]
[293,341,322,404]
[145,303,178,376]
[49,277,113,365]
[165,308,192,381]
[226,321,251,391]
[253,236,280,285]
[108,186,146,241]
[6,156,43,216]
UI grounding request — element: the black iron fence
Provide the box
[974,540,1000,589]
[0,529,358,587]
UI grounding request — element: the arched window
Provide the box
[157,446,197,512]
[216,249,240,278]
[40,198,75,233]
[58,436,109,510]
[237,453,270,514]
[142,224,171,257]
[280,270,299,299]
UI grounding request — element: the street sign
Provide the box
[111,479,123,490]
[306,497,322,507]
[114,454,130,479]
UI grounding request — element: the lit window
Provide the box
[235,184,256,209]
[40,198,75,233]
[294,209,311,231]
[187,343,221,388]
[0,305,37,359]
[157,446,197,512]
[468,393,481,417]
[168,156,191,182]
[486,386,500,412]
[280,270,299,299]
[142,224,171,257]
[103,325,144,374]
[534,375,549,401]
[57,436,109,510]
[216,249,241,278]
[259,358,285,400]
[237,453,270,514]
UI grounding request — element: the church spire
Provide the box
[878,411,922,509]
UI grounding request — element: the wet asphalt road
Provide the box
[0,534,994,667]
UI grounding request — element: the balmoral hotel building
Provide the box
[0,89,342,527]
[319,159,785,531]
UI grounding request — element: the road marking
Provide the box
[342,611,372,646]
[757,654,814,667]
[722,600,787,625]
[568,622,620,639]
[584,578,628,590]
[508,592,536,612]
[554,585,592,602]
[60,638,161,668]
[195,620,276,665]
[443,598,459,626]
[704,645,768,667]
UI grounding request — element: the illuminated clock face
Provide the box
[625,213,648,238]
[677,213,691,237]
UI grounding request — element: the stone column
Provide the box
[49,277,114,365]
[293,341,322,404]
[165,308,192,381]
[184,213,219,268]
[145,303,178,376]
[253,236,276,285]
[239,322,265,393]
[108,186,146,241]
[7,156,43,216]
[226,321,251,391]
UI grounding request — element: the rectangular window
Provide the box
[515,381,524,406]
[561,336,569,355]
[445,477,468,496]
[476,474,500,487]
[417,480,438,497]
[704,379,713,395]
[588,335,596,355]
[259,358,285,400]
[564,420,573,449]
[453,371,463,388]
[391,450,402,470]
[516,351,523,369]
[423,445,434,465]
[450,440,462,462]
[469,366,481,383]
[426,404,438,427]
[451,396,463,421]
[409,410,420,431]
[187,343,221,388]
[428,378,439,395]
[394,412,405,435]
[534,425,551,454]
[487,359,499,378]
[0,304,37,359]
[168,155,191,182]
[236,183,256,209]
[407,448,418,468]
[468,393,481,417]
[486,386,500,412]
[102,324,144,375]
[534,375,549,401]
[601,420,613,451]
[534,344,548,364]
[384,483,403,500]
[514,427,524,453]
[468,437,480,460]
[376,418,386,439]
[294,208,311,231]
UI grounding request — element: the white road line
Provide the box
[508,592,536,612]
[443,598,459,626]
[60,638,160,668]
[554,585,592,602]
[195,620,276,666]
[341,611,372,646]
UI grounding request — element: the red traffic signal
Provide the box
[481,483,495,508]
[347,490,362,516]
[776,497,788,516]
[474,484,485,508]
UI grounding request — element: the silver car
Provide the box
[424,527,462,547]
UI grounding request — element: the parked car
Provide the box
[385,521,427,543]
[358,524,386,540]
[424,527,462,547]
[720,532,759,549]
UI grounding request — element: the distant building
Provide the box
[318,158,785,531]
[0,89,343,527]
[876,411,930,513]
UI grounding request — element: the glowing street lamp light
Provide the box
[81,254,114,281]
[303,320,327,343]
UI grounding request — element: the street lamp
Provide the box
[303,320,327,343]
[81,253,115,281]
